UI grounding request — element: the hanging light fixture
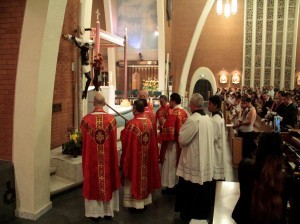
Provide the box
[216,0,223,15]
[224,0,231,18]
[216,0,237,18]
[231,0,237,14]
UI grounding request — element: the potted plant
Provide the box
[62,127,82,158]
[142,78,159,97]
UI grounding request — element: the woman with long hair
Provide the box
[232,132,293,224]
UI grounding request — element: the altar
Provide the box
[88,85,115,113]
[87,85,132,117]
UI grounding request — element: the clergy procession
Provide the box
[80,89,231,223]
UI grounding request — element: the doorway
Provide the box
[193,79,212,101]
[188,67,216,102]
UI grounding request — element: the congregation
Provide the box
[217,85,300,224]
[217,85,299,131]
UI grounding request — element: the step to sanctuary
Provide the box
[50,127,123,195]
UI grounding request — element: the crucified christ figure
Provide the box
[62,34,95,99]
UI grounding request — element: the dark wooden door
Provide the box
[193,79,212,101]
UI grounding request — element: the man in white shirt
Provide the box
[175,93,214,221]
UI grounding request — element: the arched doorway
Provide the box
[188,67,217,101]
[193,79,212,101]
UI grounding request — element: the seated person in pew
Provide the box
[232,132,294,224]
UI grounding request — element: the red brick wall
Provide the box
[171,0,244,93]
[0,0,80,160]
[190,1,244,91]
[51,0,79,149]
[0,0,26,161]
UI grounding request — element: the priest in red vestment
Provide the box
[160,93,189,193]
[80,92,120,220]
[156,95,172,143]
[120,100,161,211]
[141,98,158,140]
[138,89,154,111]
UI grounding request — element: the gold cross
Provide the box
[96,132,104,142]
[142,133,149,144]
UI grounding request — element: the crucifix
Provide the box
[62,9,103,99]
[95,9,100,56]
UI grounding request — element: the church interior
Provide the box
[1,0,300,223]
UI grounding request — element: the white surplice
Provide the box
[161,141,179,188]
[85,191,119,218]
[177,112,214,185]
[161,105,188,188]
[123,178,152,209]
[211,113,229,180]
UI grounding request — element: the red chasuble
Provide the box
[160,107,188,164]
[120,114,161,200]
[144,106,157,136]
[147,102,154,111]
[156,104,172,143]
[156,104,172,130]
[80,109,120,202]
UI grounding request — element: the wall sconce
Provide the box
[232,71,240,84]
[219,70,228,83]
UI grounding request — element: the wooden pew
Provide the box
[253,115,273,132]
[280,130,300,224]
[228,115,273,168]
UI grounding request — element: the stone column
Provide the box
[13,0,67,220]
